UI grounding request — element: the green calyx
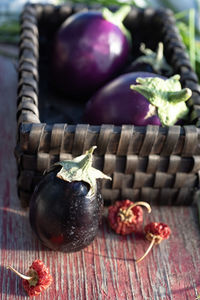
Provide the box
[28,269,39,287]
[56,146,111,196]
[130,75,192,126]
[102,5,132,45]
[134,42,173,75]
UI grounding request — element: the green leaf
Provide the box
[175,9,199,76]
[189,8,196,71]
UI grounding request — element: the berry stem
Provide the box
[118,201,151,223]
[135,236,156,263]
[6,266,33,281]
[126,201,152,214]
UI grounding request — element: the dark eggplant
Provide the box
[29,146,111,252]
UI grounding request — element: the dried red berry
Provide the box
[136,222,171,263]
[108,200,151,235]
[7,259,53,297]
[145,222,171,242]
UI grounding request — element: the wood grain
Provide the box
[1,53,200,299]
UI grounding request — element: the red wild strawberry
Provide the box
[7,259,53,297]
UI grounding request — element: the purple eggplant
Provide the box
[29,146,111,252]
[51,6,131,99]
[83,72,192,126]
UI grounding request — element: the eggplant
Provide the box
[123,43,173,76]
[51,6,131,99]
[83,72,192,126]
[29,146,111,252]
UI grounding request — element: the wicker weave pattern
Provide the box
[16,4,200,207]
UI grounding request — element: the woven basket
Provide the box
[16,3,200,207]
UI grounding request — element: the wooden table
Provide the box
[1,51,200,300]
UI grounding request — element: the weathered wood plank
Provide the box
[0,53,200,299]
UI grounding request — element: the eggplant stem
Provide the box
[168,88,192,103]
[156,42,164,62]
[135,236,156,263]
[6,266,33,281]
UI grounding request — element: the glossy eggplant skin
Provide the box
[83,72,163,126]
[29,170,103,252]
[51,11,130,100]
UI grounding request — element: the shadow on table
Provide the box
[83,216,147,261]
[171,283,200,298]
[0,265,26,297]
[0,206,51,252]
[0,206,150,255]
